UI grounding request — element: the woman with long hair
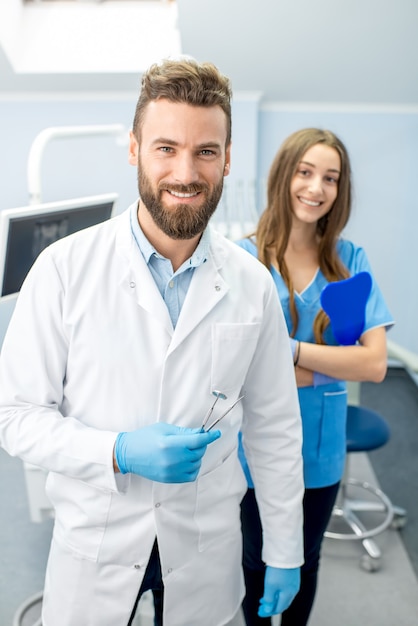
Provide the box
[237,128,394,625]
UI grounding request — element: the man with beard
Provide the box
[0,58,304,626]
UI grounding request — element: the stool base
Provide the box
[325,478,407,572]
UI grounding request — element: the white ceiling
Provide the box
[1,0,418,105]
[0,0,180,92]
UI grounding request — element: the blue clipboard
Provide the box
[320,271,372,345]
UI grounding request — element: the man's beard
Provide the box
[138,165,224,240]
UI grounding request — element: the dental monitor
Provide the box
[0,193,118,298]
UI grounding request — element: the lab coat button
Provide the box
[155,502,161,508]
[167,568,173,574]
[169,281,174,288]
[129,282,136,289]
[215,285,221,291]
[134,564,141,570]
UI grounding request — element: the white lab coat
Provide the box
[0,204,303,626]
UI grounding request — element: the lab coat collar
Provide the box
[115,203,231,351]
[116,204,174,335]
[168,246,229,355]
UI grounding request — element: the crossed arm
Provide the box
[294,326,388,387]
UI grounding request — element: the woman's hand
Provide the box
[294,365,314,387]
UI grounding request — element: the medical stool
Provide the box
[324,404,407,572]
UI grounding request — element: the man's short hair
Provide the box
[132,58,232,145]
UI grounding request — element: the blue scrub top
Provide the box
[237,237,394,488]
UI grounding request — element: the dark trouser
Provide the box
[241,482,340,626]
[127,540,164,626]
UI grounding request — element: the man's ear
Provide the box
[128,131,139,166]
[224,143,231,177]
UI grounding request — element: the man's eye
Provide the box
[159,146,173,153]
[200,149,214,156]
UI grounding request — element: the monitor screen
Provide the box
[0,193,118,297]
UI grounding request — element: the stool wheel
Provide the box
[360,554,381,572]
[391,511,407,530]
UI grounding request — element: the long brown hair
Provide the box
[255,128,352,343]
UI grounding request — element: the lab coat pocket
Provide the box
[318,390,348,460]
[211,323,261,395]
[45,472,111,562]
[195,448,247,552]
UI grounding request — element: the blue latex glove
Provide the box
[258,566,301,618]
[114,423,221,483]
[313,371,339,387]
[320,271,372,345]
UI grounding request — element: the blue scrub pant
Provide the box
[127,540,164,626]
[241,482,339,626]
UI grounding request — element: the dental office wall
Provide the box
[0,95,416,355]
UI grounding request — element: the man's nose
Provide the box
[173,153,198,184]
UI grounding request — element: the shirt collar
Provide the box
[130,203,155,264]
